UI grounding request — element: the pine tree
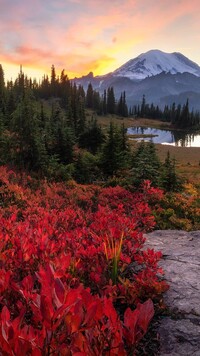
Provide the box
[102,90,107,115]
[93,91,101,113]
[160,151,181,192]
[130,141,161,187]
[60,69,70,108]
[49,102,74,164]
[50,65,59,97]
[141,94,146,117]
[100,123,124,176]
[107,87,116,114]
[117,93,123,116]
[0,64,5,113]
[77,94,86,133]
[14,65,25,99]
[0,110,5,163]
[74,151,100,184]
[122,91,128,117]
[86,83,94,109]
[180,99,190,128]
[40,75,50,98]
[78,118,105,155]
[10,89,47,170]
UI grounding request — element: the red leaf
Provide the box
[137,299,154,334]
[71,313,83,333]
[21,275,34,292]
[83,301,98,326]
[123,307,140,345]
[32,349,43,356]
[40,295,54,326]
[1,306,10,326]
[54,277,65,305]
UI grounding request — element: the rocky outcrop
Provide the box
[144,230,200,355]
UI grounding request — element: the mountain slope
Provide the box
[112,49,200,80]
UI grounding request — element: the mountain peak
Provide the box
[112,49,200,80]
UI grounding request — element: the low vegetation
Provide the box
[0,167,168,355]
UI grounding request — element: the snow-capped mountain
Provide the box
[112,49,200,80]
[72,50,200,110]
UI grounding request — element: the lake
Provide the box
[127,127,200,147]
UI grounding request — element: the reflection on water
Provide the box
[127,127,200,147]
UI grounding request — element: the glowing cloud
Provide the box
[0,0,200,80]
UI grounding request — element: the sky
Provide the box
[1,0,200,81]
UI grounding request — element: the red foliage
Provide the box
[0,167,168,355]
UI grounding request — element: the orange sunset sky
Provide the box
[1,0,200,81]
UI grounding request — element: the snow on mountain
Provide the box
[112,49,200,80]
[72,50,200,110]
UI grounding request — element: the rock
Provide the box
[144,230,200,355]
[158,318,200,355]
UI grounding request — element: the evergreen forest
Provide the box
[0,63,190,190]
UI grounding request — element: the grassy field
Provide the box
[93,112,200,183]
[92,113,171,130]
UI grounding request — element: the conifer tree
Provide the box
[10,89,47,170]
[0,64,5,113]
[107,87,116,114]
[93,91,101,113]
[14,65,25,99]
[130,140,161,187]
[74,151,100,184]
[100,123,124,176]
[141,94,146,117]
[117,93,123,116]
[77,95,86,133]
[60,69,70,108]
[160,151,181,191]
[102,90,107,115]
[180,99,190,128]
[115,124,131,170]
[49,102,74,164]
[0,110,6,164]
[50,64,57,96]
[86,83,94,109]
[78,118,105,155]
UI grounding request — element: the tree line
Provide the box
[130,94,200,129]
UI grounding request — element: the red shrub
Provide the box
[0,167,168,355]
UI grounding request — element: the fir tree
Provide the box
[86,83,94,109]
[160,151,181,192]
[102,90,107,115]
[0,64,5,113]
[10,89,47,170]
[130,141,161,187]
[141,94,146,117]
[78,118,105,155]
[107,87,116,114]
[49,102,74,164]
[100,123,129,176]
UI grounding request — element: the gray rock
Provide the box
[144,230,200,355]
[159,318,200,355]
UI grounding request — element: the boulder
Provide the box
[144,230,200,355]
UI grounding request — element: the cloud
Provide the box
[0,0,200,80]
